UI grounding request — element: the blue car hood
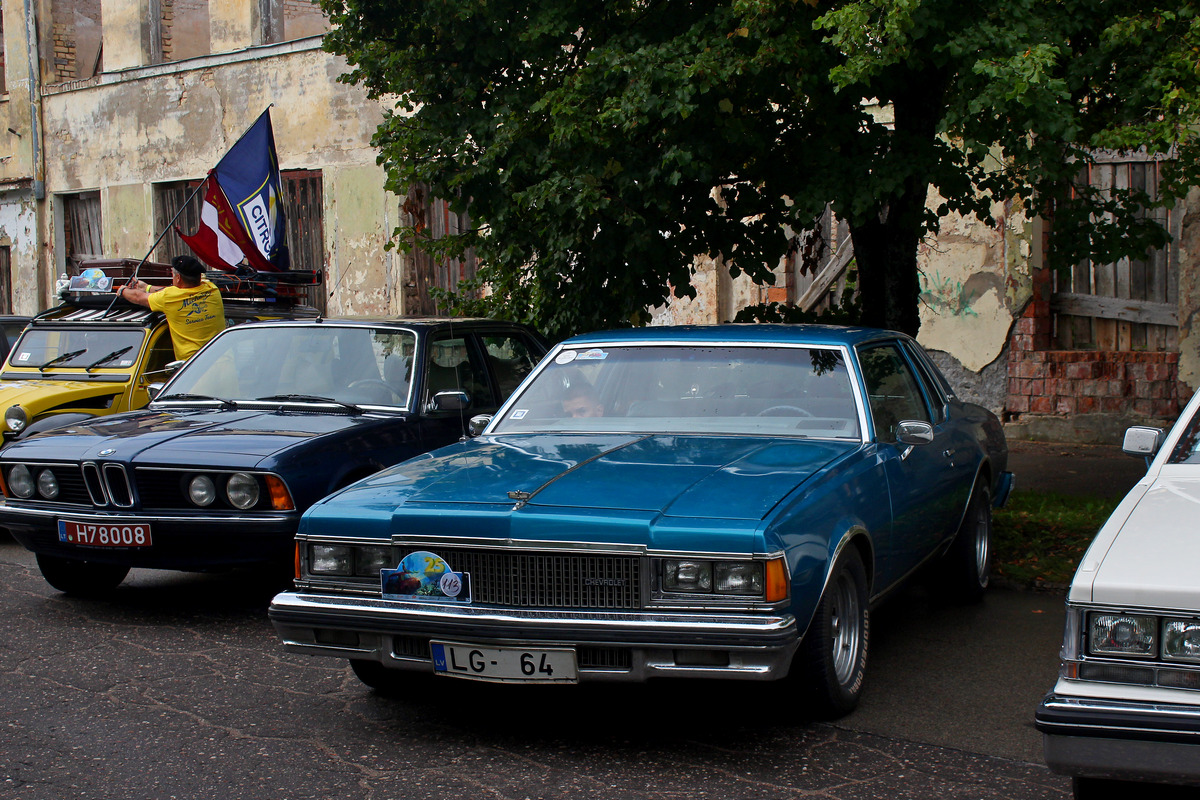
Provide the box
[14,408,389,466]
[371,433,855,521]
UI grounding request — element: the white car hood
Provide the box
[1079,475,1200,610]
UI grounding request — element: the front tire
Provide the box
[939,479,992,603]
[349,659,409,695]
[796,546,869,719]
[36,554,129,596]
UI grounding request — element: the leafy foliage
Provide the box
[320,0,1200,341]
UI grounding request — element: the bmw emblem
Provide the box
[98,448,115,456]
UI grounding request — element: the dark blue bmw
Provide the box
[0,317,547,595]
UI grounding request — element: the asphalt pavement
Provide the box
[0,440,1157,799]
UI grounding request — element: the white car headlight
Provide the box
[1163,619,1200,663]
[1089,613,1157,657]
[7,464,34,498]
[188,475,216,507]
[4,405,28,433]
[310,545,354,576]
[36,469,59,499]
[226,473,260,510]
[663,560,713,592]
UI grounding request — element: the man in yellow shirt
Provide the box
[117,255,226,360]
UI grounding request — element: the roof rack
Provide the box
[53,258,324,309]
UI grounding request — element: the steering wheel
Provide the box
[347,379,399,399]
[757,405,815,417]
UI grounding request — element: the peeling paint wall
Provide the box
[36,35,408,314]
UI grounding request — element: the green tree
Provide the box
[321,0,1200,341]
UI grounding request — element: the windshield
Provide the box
[164,324,417,408]
[7,328,146,371]
[493,344,861,439]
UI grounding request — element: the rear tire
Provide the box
[939,479,992,603]
[796,546,869,719]
[36,554,129,596]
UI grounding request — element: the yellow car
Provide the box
[1,268,317,445]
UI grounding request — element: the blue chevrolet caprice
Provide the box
[268,325,1012,717]
[0,317,547,595]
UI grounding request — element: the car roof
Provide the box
[241,316,539,332]
[561,324,909,348]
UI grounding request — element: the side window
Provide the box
[859,344,931,442]
[424,335,496,410]
[140,329,177,381]
[480,333,541,401]
[901,341,948,424]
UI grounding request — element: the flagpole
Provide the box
[102,105,276,313]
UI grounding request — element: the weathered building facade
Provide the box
[0,0,424,318]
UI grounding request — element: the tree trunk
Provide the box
[849,213,923,336]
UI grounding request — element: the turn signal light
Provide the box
[266,475,295,510]
[765,557,789,602]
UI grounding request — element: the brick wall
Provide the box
[1006,265,1185,426]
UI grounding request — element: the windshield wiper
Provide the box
[85,346,133,372]
[156,392,239,411]
[39,348,87,371]
[255,394,363,414]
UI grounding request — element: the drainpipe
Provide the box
[23,0,46,308]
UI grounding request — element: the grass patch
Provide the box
[993,492,1120,587]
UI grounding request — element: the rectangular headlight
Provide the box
[309,544,354,576]
[714,562,764,595]
[663,560,712,592]
[1089,613,1157,658]
[1163,619,1200,663]
[354,546,395,577]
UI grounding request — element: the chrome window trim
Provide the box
[485,340,871,443]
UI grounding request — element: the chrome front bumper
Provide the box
[269,590,800,682]
[1037,693,1200,784]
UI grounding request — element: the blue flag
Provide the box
[213,108,288,269]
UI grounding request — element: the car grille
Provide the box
[395,546,643,610]
[7,463,272,511]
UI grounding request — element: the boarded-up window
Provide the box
[62,192,103,269]
[404,184,478,315]
[1052,151,1180,352]
[51,0,103,81]
[281,170,325,312]
[153,179,204,264]
[154,171,326,312]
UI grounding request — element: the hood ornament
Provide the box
[98,448,116,456]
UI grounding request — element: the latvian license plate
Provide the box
[58,520,152,548]
[430,641,578,684]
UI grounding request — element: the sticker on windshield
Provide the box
[577,348,608,361]
[555,350,577,365]
[381,550,471,603]
[510,409,528,420]
[16,352,29,362]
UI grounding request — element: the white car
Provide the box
[1036,391,1200,798]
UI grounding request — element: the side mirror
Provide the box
[468,414,492,437]
[1122,426,1165,458]
[430,390,470,412]
[895,420,934,446]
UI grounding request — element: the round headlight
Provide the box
[36,469,59,499]
[8,464,34,498]
[188,475,216,507]
[4,405,28,433]
[226,473,260,510]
